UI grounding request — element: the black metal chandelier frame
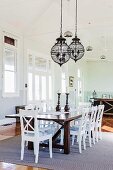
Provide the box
[51,0,85,66]
[69,0,85,62]
[51,0,71,66]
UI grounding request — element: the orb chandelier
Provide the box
[69,0,85,62]
[51,0,71,66]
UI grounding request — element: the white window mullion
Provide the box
[39,75,41,101]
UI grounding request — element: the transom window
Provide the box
[2,33,19,97]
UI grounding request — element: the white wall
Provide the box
[85,60,113,100]
[0,24,44,119]
[0,25,25,119]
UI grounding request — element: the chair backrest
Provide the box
[79,102,91,108]
[25,104,34,110]
[19,109,39,136]
[90,106,98,126]
[96,105,105,125]
[79,107,90,133]
[78,102,91,113]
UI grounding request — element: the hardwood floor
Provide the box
[0,123,50,170]
[0,163,49,170]
[102,115,113,132]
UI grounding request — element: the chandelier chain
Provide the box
[60,0,63,37]
[75,0,77,37]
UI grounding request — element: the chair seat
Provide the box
[39,124,56,135]
[61,126,79,132]
[70,126,79,131]
[24,131,52,138]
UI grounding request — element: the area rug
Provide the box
[0,132,113,170]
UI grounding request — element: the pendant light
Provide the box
[64,31,73,38]
[51,0,71,66]
[69,0,85,62]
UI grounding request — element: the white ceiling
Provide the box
[1,0,113,61]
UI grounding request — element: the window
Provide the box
[35,75,39,100]
[61,72,66,93]
[77,69,82,97]
[77,68,80,78]
[4,36,15,46]
[49,76,52,100]
[41,76,46,100]
[2,34,19,97]
[78,80,82,97]
[28,73,33,101]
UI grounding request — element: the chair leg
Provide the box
[92,130,95,145]
[72,135,75,145]
[95,126,99,142]
[25,141,28,146]
[78,136,82,153]
[21,139,25,160]
[49,138,52,158]
[34,141,36,155]
[89,131,92,147]
[83,134,86,150]
[99,127,102,140]
[77,136,79,143]
[35,142,39,163]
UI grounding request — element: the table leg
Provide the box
[64,121,70,154]
[28,141,33,150]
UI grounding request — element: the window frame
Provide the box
[2,32,19,97]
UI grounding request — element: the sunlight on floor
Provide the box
[0,135,13,141]
[102,125,113,132]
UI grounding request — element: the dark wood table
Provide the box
[6,111,81,154]
[91,98,113,115]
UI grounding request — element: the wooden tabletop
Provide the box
[5,111,81,122]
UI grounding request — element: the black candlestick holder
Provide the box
[64,93,70,112]
[56,93,61,111]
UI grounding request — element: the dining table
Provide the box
[5,110,81,154]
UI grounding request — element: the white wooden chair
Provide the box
[74,103,91,126]
[19,109,52,163]
[86,106,98,147]
[35,103,58,135]
[78,102,91,109]
[25,105,54,134]
[60,108,89,153]
[95,105,104,142]
[25,104,35,110]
